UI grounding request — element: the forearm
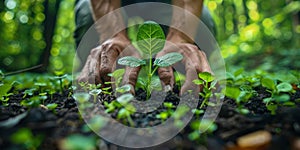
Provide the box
[90,0,126,42]
[167,0,204,43]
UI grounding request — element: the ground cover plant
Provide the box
[0,69,299,149]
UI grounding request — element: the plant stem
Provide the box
[146,54,153,99]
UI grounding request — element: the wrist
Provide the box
[166,28,194,44]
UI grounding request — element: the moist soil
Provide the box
[0,86,300,150]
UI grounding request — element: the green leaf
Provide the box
[199,72,215,82]
[116,84,131,93]
[117,108,131,119]
[154,52,183,67]
[274,94,290,102]
[136,21,165,55]
[234,68,244,77]
[60,134,96,150]
[117,93,134,105]
[108,69,125,79]
[118,56,146,67]
[193,79,204,85]
[89,89,102,95]
[276,82,293,93]
[0,83,12,97]
[223,87,241,100]
[46,103,58,110]
[261,78,276,91]
[267,104,277,115]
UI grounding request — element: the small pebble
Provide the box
[237,130,271,149]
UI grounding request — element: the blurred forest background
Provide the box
[0,0,299,74]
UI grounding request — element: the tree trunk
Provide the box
[36,0,61,72]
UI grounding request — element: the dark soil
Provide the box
[0,87,300,150]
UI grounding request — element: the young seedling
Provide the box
[23,88,36,98]
[115,84,131,96]
[156,102,175,121]
[118,21,183,99]
[193,72,216,108]
[52,74,68,93]
[34,82,47,93]
[0,83,13,106]
[261,77,294,114]
[89,89,102,103]
[72,93,92,110]
[107,69,125,89]
[46,103,58,113]
[117,108,135,126]
[222,86,250,115]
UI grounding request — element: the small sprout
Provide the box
[108,69,125,89]
[73,93,90,103]
[117,93,134,105]
[10,128,44,150]
[193,72,215,108]
[156,111,169,121]
[117,108,135,126]
[46,103,58,113]
[39,93,48,104]
[73,93,92,110]
[21,96,44,108]
[52,74,68,93]
[116,84,131,94]
[0,83,13,106]
[59,134,97,150]
[102,87,112,95]
[276,82,293,93]
[192,109,204,117]
[89,89,102,103]
[23,88,36,98]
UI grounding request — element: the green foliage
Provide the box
[118,56,146,67]
[119,21,182,99]
[154,52,183,67]
[116,84,131,94]
[60,134,97,150]
[10,128,44,150]
[136,21,166,56]
[89,89,102,103]
[0,82,13,106]
[193,72,216,108]
[107,68,125,89]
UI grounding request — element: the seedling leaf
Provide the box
[136,21,165,55]
[154,52,183,67]
[261,78,276,91]
[118,56,146,67]
[117,93,134,105]
[276,82,293,93]
[116,84,131,93]
[193,79,204,85]
[223,87,241,100]
[199,72,215,82]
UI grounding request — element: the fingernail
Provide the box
[164,85,172,92]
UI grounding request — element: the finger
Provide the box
[99,45,120,85]
[157,66,174,92]
[180,61,200,96]
[180,46,202,95]
[197,51,212,73]
[122,66,141,95]
[77,48,102,84]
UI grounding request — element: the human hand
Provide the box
[157,37,212,95]
[77,33,140,92]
